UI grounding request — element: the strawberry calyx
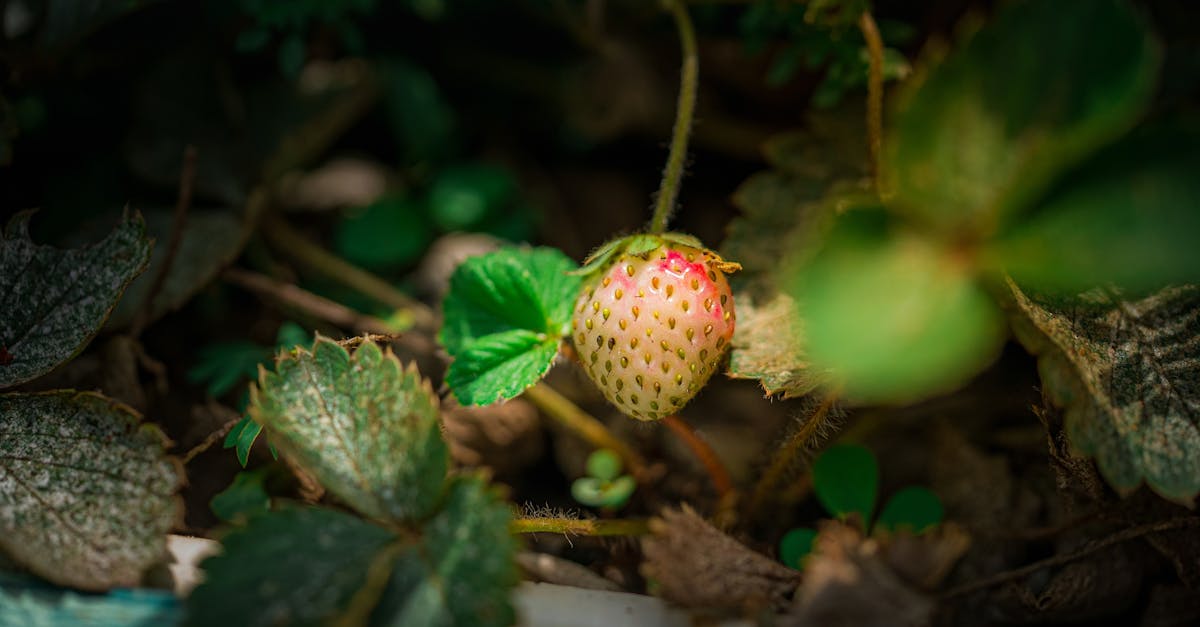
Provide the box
[571,232,740,282]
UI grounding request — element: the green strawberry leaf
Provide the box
[440,247,581,405]
[108,207,248,329]
[885,0,1160,234]
[789,207,1005,403]
[187,341,269,399]
[210,469,271,523]
[779,527,818,569]
[875,486,944,534]
[993,123,1200,294]
[0,391,182,591]
[1007,282,1200,506]
[0,572,182,626]
[371,476,518,627]
[186,506,397,627]
[0,211,151,388]
[250,337,448,522]
[812,443,878,526]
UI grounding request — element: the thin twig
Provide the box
[511,516,651,537]
[180,415,241,465]
[942,517,1200,599]
[648,0,699,234]
[748,392,840,519]
[661,415,735,499]
[132,145,197,337]
[523,382,649,480]
[261,214,436,332]
[859,10,885,192]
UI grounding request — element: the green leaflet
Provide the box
[250,337,448,522]
[0,391,182,591]
[0,211,151,388]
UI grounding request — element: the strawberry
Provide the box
[571,234,740,421]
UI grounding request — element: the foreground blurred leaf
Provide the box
[0,572,181,627]
[789,209,1005,403]
[1008,282,1200,505]
[885,0,1159,234]
[813,444,878,525]
[0,391,181,590]
[439,247,581,405]
[186,507,395,627]
[109,208,249,329]
[371,476,518,627]
[0,211,150,388]
[994,124,1200,294]
[250,338,447,522]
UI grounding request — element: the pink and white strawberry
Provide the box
[571,234,739,421]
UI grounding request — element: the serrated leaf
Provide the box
[250,337,448,522]
[875,487,943,534]
[885,0,1160,234]
[371,476,518,627]
[0,572,181,627]
[812,444,878,525]
[0,212,151,388]
[1007,282,1200,505]
[993,123,1200,294]
[108,208,248,329]
[728,293,824,399]
[185,507,396,627]
[439,247,581,405]
[0,391,182,591]
[789,208,1006,403]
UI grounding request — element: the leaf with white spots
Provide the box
[0,211,151,388]
[185,506,396,627]
[1007,282,1200,505]
[439,247,582,405]
[371,476,518,627]
[0,391,183,591]
[249,337,448,522]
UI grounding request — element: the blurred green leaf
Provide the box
[790,209,1005,402]
[335,196,434,272]
[250,338,448,522]
[371,476,518,627]
[186,507,396,627]
[380,60,457,164]
[875,486,943,534]
[812,444,878,525]
[275,321,311,351]
[586,449,622,482]
[1007,282,1200,506]
[779,527,817,569]
[885,0,1160,234]
[210,469,271,523]
[187,341,269,399]
[0,211,150,388]
[429,164,517,232]
[0,391,181,591]
[994,124,1200,294]
[439,247,581,405]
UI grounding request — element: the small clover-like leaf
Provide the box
[0,391,182,591]
[885,0,1159,234]
[586,449,623,482]
[812,444,878,525]
[250,337,448,522]
[440,247,581,405]
[779,527,818,570]
[1007,282,1200,505]
[0,211,151,388]
[372,476,518,627]
[875,486,944,534]
[186,506,397,627]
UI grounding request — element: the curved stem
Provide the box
[859,10,885,192]
[661,415,734,498]
[522,382,649,480]
[511,517,651,537]
[648,0,699,234]
[748,392,840,519]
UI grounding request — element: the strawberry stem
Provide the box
[747,391,841,521]
[510,516,651,537]
[648,0,698,235]
[522,382,650,480]
[859,10,885,192]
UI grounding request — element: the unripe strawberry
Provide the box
[571,235,739,421]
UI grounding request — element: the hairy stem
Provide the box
[523,382,649,480]
[511,516,651,537]
[748,392,840,519]
[859,10,885,191]
[648,0,699,234]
